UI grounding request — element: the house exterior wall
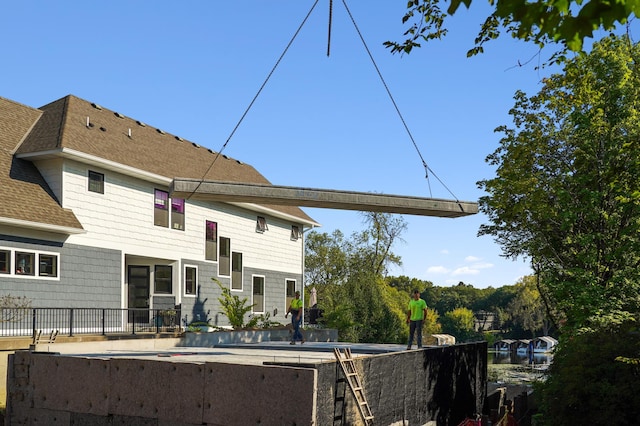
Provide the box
[1,158,306,326]
[33,158,64,203]
[0,234,121,308]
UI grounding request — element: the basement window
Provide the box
[256,216,268,233]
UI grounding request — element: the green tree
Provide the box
[385,0,639,58]
[478,34,640,332]
[440,307,476,341]
[307,212,408,343]
[536,317,640,425]
[321,272,405,343]
[423,307,442,335]
[504,275,549,338]
[348,212,406,277]
[305,229,348,287]
[386,275,433,295]
[479,34,640,423]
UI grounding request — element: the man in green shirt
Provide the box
[286,290,305,344]
[406,289,428,350]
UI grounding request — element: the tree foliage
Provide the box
[349,211,406,277]
[536,317,640,425]
[440,307,476,341]
[305,229,348,287]
[306,212,408,343]
[478,34,640,332]
[385,0,639,61]
[502,275,549,337]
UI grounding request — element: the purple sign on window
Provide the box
[154,190,168,209]
[171,198,184,213]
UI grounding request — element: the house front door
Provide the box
[127,265,150,324]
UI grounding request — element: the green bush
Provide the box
[215,280,255,329]
[536,319,640,425]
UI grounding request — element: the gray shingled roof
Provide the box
[13,95,316,225]
[0,97,83,232]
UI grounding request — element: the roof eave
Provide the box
[16,148,173,185]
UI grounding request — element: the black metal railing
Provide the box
[0,307,182,340]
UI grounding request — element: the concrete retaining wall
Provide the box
[7,351,317,425]
[6,339,486,426]
[316,342,487,426]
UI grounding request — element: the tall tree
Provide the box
[478,34,640,332]
[305,229,348,287]
[504,275,550,337]
[349,212,406,277]
[305,212,408,343]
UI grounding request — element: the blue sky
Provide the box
[1,1,574,288]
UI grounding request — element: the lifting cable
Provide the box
[338,0,460,202]
[192,0,460,204]
[188,0,321,200]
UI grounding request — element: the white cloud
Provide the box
[472,262,494,270]
[440,249,449,255]
[465,255,480,262]
[452,266,480,276]
[427,266,449,274]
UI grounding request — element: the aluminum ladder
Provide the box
[333,347,374,425]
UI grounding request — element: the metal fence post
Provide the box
[31,308,36,341]
[69,308,74,337]
[102,309,106,336]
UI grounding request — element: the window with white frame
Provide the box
[252,275,265,313]
[205,221,218,261]
[154,189,169,227]
[88,170,104,194]
[0,247,59,279]
[171,198,185,231]
[154,265,172,294]
[286,279,296,311]
[154,190,185,230]
[184,266,197,296]
[15,252,34,275]
[39,254,58,277]
[219,237,230,276]
[256,216,268,233]
[231,252,242,290]
[0,250,9,274]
